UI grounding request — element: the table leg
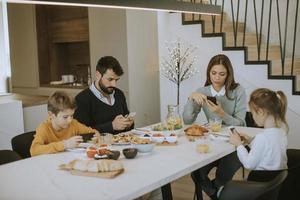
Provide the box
[161,183,173,200]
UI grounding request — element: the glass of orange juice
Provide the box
[209,118,222,132]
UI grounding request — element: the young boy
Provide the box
[30,91,99,156]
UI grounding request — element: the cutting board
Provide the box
[70,169,124,178]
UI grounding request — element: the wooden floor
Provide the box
[171,167,249,200]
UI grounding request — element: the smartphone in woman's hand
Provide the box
[207,96,217,105]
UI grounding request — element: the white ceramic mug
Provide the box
[62,75,69,83]
[68,75,77,83]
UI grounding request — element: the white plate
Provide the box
[78,143,92,148]
[209,134,229,141]
[66,147,86,152]
[150,128,183,136]
[131,129,150,135]
[210,132,230,137]
[111,142,131,146]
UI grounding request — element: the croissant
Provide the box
[184,125,208,136]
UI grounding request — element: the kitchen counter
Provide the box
[0,93,48,107]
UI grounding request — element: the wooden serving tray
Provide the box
[70,169,124,179]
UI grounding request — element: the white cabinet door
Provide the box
[0,99,24,149]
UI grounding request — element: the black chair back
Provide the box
[219,170,287,200]
[11,131,35,159]
[278,149,300,200]
[0,150,21,165]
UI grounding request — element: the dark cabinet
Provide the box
[36,5,91,88]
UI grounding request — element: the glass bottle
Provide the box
[166,104,183,130]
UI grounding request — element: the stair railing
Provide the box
[181,0,299,78]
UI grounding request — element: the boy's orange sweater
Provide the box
[30,118,96,156]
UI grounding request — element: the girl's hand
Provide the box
[229,133,243,147]
[188,92,207,106]
[206,100,225,117]
[64,136,83,149]
[238,132,253,144]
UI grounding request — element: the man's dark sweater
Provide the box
[74,87,133,134]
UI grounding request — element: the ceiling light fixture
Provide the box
[7,0,221,15]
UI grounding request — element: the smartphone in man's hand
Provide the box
[125,112,136,118]
[207,96,217,105]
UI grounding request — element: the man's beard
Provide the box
[98,79,115,95]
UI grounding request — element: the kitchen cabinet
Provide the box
[36,5,91,88]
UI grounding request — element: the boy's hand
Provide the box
[64,136,83,149]
[92,131,100,143]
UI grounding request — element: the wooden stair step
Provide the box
[225,32,260,46]
[297,75,300,91]
[247,45,281,61]
[204,22,245,33]
[271,58,300,76]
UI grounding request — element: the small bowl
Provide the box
[107,150,121,160]
[151,136,164,143]
[165,136,178,143]
[134,143,155,153]
[123,148,138,159]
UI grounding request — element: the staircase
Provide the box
[181,0,300,95]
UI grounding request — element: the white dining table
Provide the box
[0,126,261,200]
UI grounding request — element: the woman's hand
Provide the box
[229,133,243,147]
[206,100,225,117]
[188,92,207,106]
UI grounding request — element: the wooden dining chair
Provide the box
[0,150,21,165]
[11,131,35,159]
[219,170,287,200]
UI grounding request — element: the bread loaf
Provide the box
[60,159,124,173]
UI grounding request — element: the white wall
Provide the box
[88,7,129,100]
[126,10,160,127]
[0,1,11,93]
[158,13,300,149]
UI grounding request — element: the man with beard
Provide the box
[74,56,134,135]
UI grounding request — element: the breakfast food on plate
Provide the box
[184,125,208,136]
[197,144,209,153]
[60,159,124,173]
[112,133,138,144]
[86,147,98,158]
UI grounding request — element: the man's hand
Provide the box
[63,136,83,149]
[112,115,132,131]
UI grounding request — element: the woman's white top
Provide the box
[237,128,287,170]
